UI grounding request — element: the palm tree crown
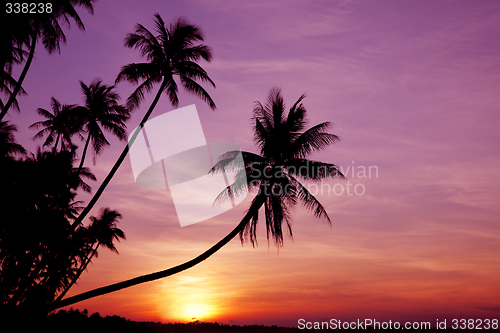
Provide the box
[78,79,129,168]
[212,88,345,246]
[87,207,126,254]
[0,121,26,158]
[30,97,83,152]
[116,14,216,110]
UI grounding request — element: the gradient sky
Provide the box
[6,0,500,327]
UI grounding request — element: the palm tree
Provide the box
[0,121,26,158]
[30,97,83,152]
[55,208,125,302]
[0,70,27,113]
[0,0,96,121]
[116,14,215,111]
[213,87,346,246]
[77,79,129,170]
[70,14,216,230]
[52,88,344,309]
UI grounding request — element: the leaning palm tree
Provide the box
[70,14,216,230]
[0,0,96,121]
[52,88,344,309]
[213,87,346,246]
[30,97,83,152]
[77,79,130,170]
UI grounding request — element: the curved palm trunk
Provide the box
[70,81,167,231]
[78,133,91,171]
[55,243,99,303]
[51,193,266,311]
[0,32,37,121]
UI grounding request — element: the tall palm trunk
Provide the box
[51,193,267,311]
[53,133,60,153]
[55,242,100,303]
[78,133,91,171]
[0,31,37,121]
[70,81,167,231]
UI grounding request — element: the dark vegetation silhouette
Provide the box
[0,9,217,322]
[0,122,108,318]
[36,308,449,333]
[0,4,344,327]
[42,308,308,332]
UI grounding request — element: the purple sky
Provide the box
[6,0,500,326]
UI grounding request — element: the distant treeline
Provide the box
[40,308,301,333]
[10,309,472,333]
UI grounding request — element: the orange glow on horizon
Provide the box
[158,275,220,323]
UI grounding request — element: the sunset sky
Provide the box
[6,0,500,327]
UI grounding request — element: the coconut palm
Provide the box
[70,14,216,230]
[0,70,27,113]
[77,80,129,169]
[30,97,83,152]
[116,14,215,110]
[55,208,125,302]
[0,121,26,158]
[212,87,346,245]
[0,0,96,121]
[52,88,344,309]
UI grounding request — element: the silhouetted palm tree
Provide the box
[0,0,96,120]
[77,80,129,169]
[52,88,344,309]
[30,97,83,152]
[116,14,215,110]
[70,14,216,230]
[212,87,345,246]
[0,121,26,158]
[55,208,125,302]
[0,71,26,113]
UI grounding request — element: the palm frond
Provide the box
[177,45,213,62]
[285,94,307,133]
[180,76,216,109]
[290,122,341,159]
[124,24,161,59]
[125,77,157,110]
[289,175,331,223]
[116,63,156,84]
[175,61,215,87]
